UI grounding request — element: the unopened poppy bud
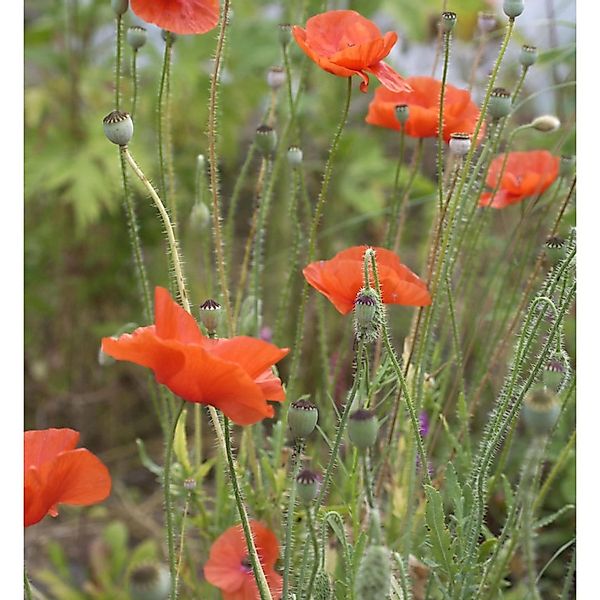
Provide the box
[488,88,512,120]
[355,545,391,598]
[395,104,410,125]
[288,399,318,438]
[127,26,147,50]
[314,570,333,600]
[111,0,128,16]
[279,23,292,47]
[296,469,321,504]
[531,115,560,133]
[543,354,567,391]
[449,133,471,157]
[267,66,286,90]
[440,11,457,34]
[522,386,560,435]
[545,236,566,264]
[103,110,133,146]
[559,155,575,178]
[190,202,210,231]
[255,124,277,157]
[129,562,171,600]
[354,288,381,343]
[503,0,525,18]
[348,409,379,450]
[287,145,303,166]
[161,30,177,44]
[520,44,538,68]
[199,299,222,333]
[478,12,497,33]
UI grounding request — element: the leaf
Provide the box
[534,504,575,530]
[136,438,163,476]
[173,409,192,474]
[424,485,456,579]
[478,538,497,564]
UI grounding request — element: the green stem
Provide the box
[157,35,173,210]
[24,567,33,600]
[437,30,452,211]
[384,128,405,248]
[115,14,123,110]
[131,49,139,119]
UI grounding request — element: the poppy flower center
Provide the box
[240,555,253,572]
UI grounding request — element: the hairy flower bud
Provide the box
[348,409,379,450]
[522,386,560,436]
[288,399,318,438]
[355,546,391,598]
[314,570,333,600]
[129,562,170,600]
[127,26,147,50]
[531,115,560,133]
[488,88,512,120]
[103,110,133,146]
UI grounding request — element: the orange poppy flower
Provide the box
[24,428,111,528]
[303,246,431,315]
[130,0,219,35]
[101,287,289,426]
[204,520,282,600]
[479,150,560,209]
[292,10,411,93]
[365,76,482,142]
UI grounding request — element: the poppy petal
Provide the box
[154,286,205,344]
[24,428,79,471]
[130,0,220,35]
[366,61,412,93]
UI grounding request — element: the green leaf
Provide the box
[174,409,192,474]
[424,485,456,579]
[478,538,497,564]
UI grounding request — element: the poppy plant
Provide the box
[365,76,482,142]
[204,520,282,600]
[292,10,411,93]
[479,150,560,209]
[24,428,111,528]
[303,246,431,315]
[101,287,289,426]
[130,0,219,35]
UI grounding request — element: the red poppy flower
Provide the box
[366,76,482,142]
[24,429,111,528]
[303,246,431,315]
[292,10,411,93]
[130,0,219,35]
[204,520,282,600]
[479,150,560,209]
[101,287,289,426]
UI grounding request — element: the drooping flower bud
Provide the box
[279,23,292,47]
[559,155,576,178]
[348,409,379,450]
[477,12,497,33]
[129,562,171,600]
[288,399,318,439]
[314,570,333,600]
[449,132,471,157]
[355,545,392,599]
[440,11,457,34]
[543,354,568,391]
[503,0,525,19]
[199,299,222,334]
[545,236,566,265]
[103,110,133,146]
[520,44,538,68]
[111,0,129,16]
[522,386,560,436]
[395,104,410,126]
[488,88,512,120]
[354,288,381,343]
[127,26,147,50]
[531,115,560,133]
[255,124,277,157]
[287,145,303,167]
[267,66,286,90]
[296,469,321,504]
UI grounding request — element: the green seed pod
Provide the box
[161,30,177,44]
[520,44,538,68]
[314,570,333,600]
[395,103,409,125]
[111,0,129,16]
[559,155,575,178]
[129,563,170,600]
[287,145,303,166]
[543,354,567,391]
[488,88,512,120]
[355,545,392,599]
[199,299,222,334]
[545,236,566,265]
[267,66,286,90]
[522,386,560,435]
[127,26,147,50]
[103,110,133,146]
[440,11,457,34]
[255,124,277,157]
[288,399,318,438]
[348,409,379,450]
[296,469,321,504]
[503,0,525,18]
[354,288,381,343]
[279,23,292,47]
[477,12,497,34]
[449,132,471,157]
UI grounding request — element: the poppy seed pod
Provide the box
[287,145,303,166]
[255,124,277,157]
[267,66,286,90]
[288,399,318,438]
[129,562,171,600]
[543,354,567,391]
[355,545,392,598]
[395,103,410,125]
[522,386,560,436]
[478,12,497,33]
[531,115,561,133]
[354,288,382,343]
[199,299,222,334]
[488,88,512,120]
[161,30,177,44]
[348,409,379,450]
[296,469,321,504]
[111,0,129,16]
[103,110,133,146]
[503,0,525,19]
[545,236,566,264]
[127,26,147,50]
[440,11,457,34]
[279,23,292,47]
[449,132,471,157]
[520,44,538,68]
[183,478,197,491]
[559,155,576,178]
